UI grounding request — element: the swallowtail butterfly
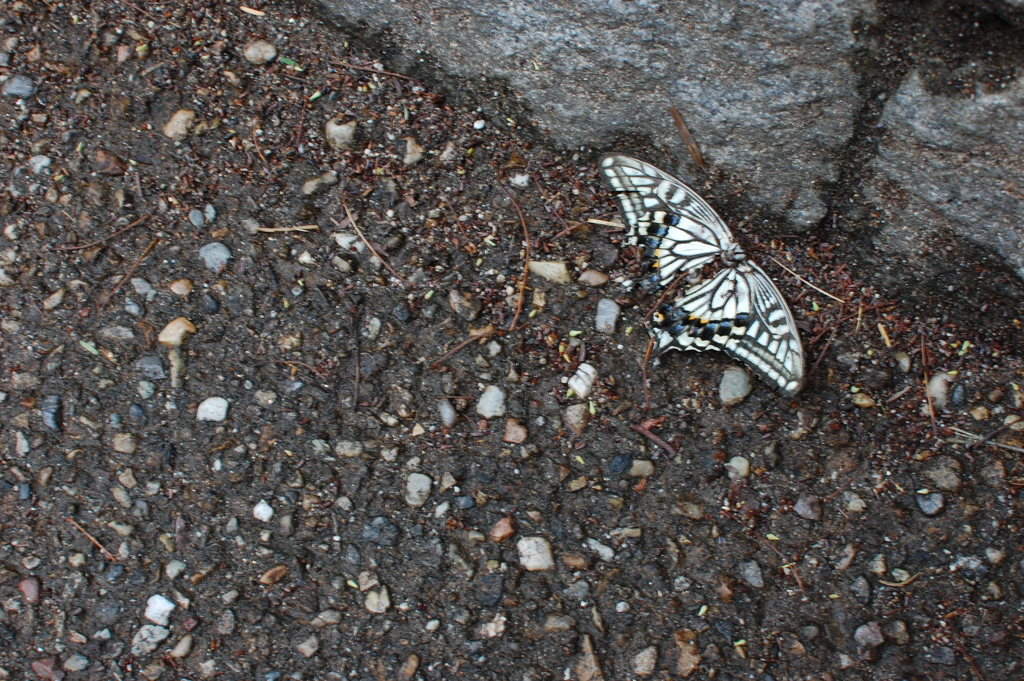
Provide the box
[599,154,805,396]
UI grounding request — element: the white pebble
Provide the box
[196,397,229,421]
[243,40,278,65]
[162,109,195,140]
[425,619,441,631]
[719,366,752,407]
[476,385,506,419]
[405,473,432,508]
[365,586,391,613]
[587,538,615,562]
[517,536,554,571]
[144,594,176,626]
[158,317,196,347]
[927,373,953,409]
[438,398,457,427]
[199,242,232,274]
[594,298,620,333]
[253,499,274,522]
[567,363,598,398]
[325,118,357,150]
[509,173,530,188]
[165,560,186,580]
[131,625,169,656]
[473,119,486,129]
[726,456,750,479]
[528,260,571,284]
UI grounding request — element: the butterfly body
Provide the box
[599,154,805,397]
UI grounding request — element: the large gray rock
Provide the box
[314,0,872,228]
[867,72,1024,283]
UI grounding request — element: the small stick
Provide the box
[669,105,705,168]
[641,335,654,411]
[430,327,497,369]
[807,305,843,381]
[953,638,985,681]
[767,255,845,302]
[500,185,531,331]
[255,224,319,233]
[948,428,1024,454]
[586,218,624,228]
[252,125,271,173]
[67,517,117,561]
[921,334,939,436]
[331,60,421,81]
[877,572,921,588]
[886,386,913,403]
[100,237,159,310]
[549,222,589,240]
[53,215,151,251]
[630,423,676,456]
[967,422,1012,451]
[353,319,361,411]
[340,196,407,284]
[256,359,329,380]
[293,98,308,148]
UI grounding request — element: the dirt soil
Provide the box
[1,2,1023,680]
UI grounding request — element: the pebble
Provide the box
[844,491,867,513]
[923,455,962,492]
[564,403,591,436]
[587,538,615,562]
[851,392,876,408]
[502,419,528,443]
[165,559,186,580]
[594,298,620,333]
[490,517,515,542]
[131,624,170,655]
[334,440,364,457]
[42,288,64,310]
[145,594,175,625]
[170,634,194,658]
[448,289,482,320]
[794,494,822,521]
[254,390,277,406]
[925,646,956,666]
[629,459,654,477]
[40,395,61,431]
[3,74,36,97]
[62,654,88,672]
[951,383,966,407]
[301,170,339,195]
[112,433,138,454]
[132,277,157,299]
[253,500,274,522]
[162,109,195,140]
[243,40,278,64]
[884,620,910,646]
[726,456,750,479]
[18,577,40,602]
[188,209,205,228]
[296,635,319,658]
[158,317,196,347]
[259,564,288,585]
[517,536,554,571]
[138,380,157,398]
[917,492,945,516]
[739,560,764,588]
[528,260,571,284]
[204,204,217,223]
[309,609,342,627]
[607,454,631,476]
[29,155,51,174]
[970,405,990,421]
[854,621,884,649]
[578,269,609,286]
[197,397,229,421]
[633,646,658,676]
[325,117,357,150]
[30,659,62,681]
[476,385,506,418]
[850,575,871,604]
[199,242,232,273]
[719,366,752,406]
[405,473,432,508]
[473,119,486,129]
[365,586,390,613]
[403,136,425,165]
[568,363,598,398]
[986,547,1006,565]
[927,373,953,409]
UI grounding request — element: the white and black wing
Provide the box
[652,262,804,396]
[599,154,740,288]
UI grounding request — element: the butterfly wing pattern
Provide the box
[598,155,738,289]
[599,154,805,397]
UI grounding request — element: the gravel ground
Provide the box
[1,2,1023,680]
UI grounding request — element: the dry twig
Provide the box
[629,422,676,456]
[331,60,421,81]
[641,335,655,411]
[670,105,705,168]
[499,185,531,331]
[67,517,117,561]
[255,224,319,233]
[53,215,151,251]
[430,327,497,369]
[767,255,845,302]
[100,237,160,310]
[339,197,408,284]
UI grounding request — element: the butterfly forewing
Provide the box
[599,155,739,287]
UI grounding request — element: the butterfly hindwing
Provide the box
[599,154,740,288]
[652,260,805,396]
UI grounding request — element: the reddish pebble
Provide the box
[490,516,516,543]
[19,577,40,603]
[502,419,528,444]
[31,659,64,681]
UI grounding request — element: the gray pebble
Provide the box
[62,654,89,672]
[925,646,956,666]
[136,356,166,380]
[204,203,217,223]
[455,494,475,509]
[923,455,962,493]
[850,575,871,604]
[438,398,457,427]
[594,298,620,333]
[405,473,432,508]
[739,560,764,588]
[917,492,945,516]
[719,366,752,407]
[854,621,884,649]
[189,209,205,228]
[3,74,36,97]
[199,242,232,273]
[243,40,278,65]
[794,494,822,521]
[476,385,506,419]
[40,395,61,431]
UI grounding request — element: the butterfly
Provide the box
[599,154,805,396]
